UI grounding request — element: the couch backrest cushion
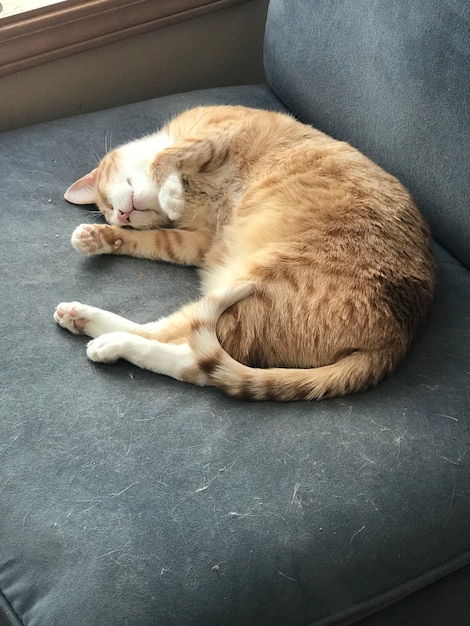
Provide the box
[264,0,470,268]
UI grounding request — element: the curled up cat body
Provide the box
[54,105,435,401]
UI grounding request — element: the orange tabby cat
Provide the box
[54,105,435,400]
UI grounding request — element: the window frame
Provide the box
[0,0,248,77]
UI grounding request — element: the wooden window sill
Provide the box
[0,0,249,77]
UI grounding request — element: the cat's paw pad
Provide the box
[54,302,90,334]
[158,173,183,221]
[71,224,121,255]
[86,333,125,363]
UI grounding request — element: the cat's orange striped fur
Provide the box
[55,105,435,400]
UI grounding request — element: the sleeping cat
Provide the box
[54,105,435,401]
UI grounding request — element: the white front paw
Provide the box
[158,172,183,220]
[71,224,115,255]
[87,333,128,363]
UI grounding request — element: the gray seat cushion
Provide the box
[1,83,469,625]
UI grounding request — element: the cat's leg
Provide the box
[71,223,211,265]
[56,284,253,387]
[55,297,199,340]
[86,283,253,384]
[54,299,206,384]
[151,133,230,186]
[85,333,205,384]
[148,133,231,221]
[54,302,142,337]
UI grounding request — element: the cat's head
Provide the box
[64,135,182,229]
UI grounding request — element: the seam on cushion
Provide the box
[306,550,470,626]
[0,589,23,626]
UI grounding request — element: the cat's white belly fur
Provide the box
[201,257,248,294]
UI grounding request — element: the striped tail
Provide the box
[190,283,395,401]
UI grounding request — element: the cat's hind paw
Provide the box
[71,224,122,255]
[54,302,90,334]
[86,333,127,363]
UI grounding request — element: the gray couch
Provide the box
[1,1,469,624]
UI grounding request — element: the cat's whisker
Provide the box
[103,130,113,155]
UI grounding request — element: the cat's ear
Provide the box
[64,169,98,205]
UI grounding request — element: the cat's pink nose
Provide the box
[117,210,130,223]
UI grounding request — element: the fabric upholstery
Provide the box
[1,0,470,624]
[1,82,469,625]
